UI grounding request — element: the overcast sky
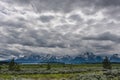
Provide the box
[0,0,120,60]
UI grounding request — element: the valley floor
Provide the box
[0,64,120,80]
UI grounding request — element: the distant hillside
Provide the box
[7,52,120,64]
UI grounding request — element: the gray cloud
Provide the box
[68,14,83,22]
[17,0,98,13]
[0,0,120,60]
[39,15,54,23]
[91,42,114,51]
[97,0,120,7]
[83,32,120,43]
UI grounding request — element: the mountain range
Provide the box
[11,52,120,64]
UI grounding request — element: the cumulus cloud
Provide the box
[97,0,120,7]
[83,32,120,43]
[0,0,120,60]
[39,15,54,23]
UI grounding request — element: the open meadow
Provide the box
[0,63,120,80]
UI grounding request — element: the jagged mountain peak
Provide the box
[1,52,120,64]
[110,54,120,62]
[83,52,95,56]
[112,54,119,57]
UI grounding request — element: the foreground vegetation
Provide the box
[0,57,120,80]
[0,63,120,80]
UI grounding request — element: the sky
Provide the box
[0,0,120,60]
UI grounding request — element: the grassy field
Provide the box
[0,63,120,80]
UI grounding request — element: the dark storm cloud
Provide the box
[68,14,83,22]
[39,15,54,23]
[16,0,98,13]
[0,20,26,28]
[83,32,120,43]
[97,0,120,7]
[13,0,30,5]
[11,0,120,11]
[0,28,69,48]
[92,43,114,50]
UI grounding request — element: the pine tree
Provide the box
[8,58,15,71]
[102,56,112,69]
[0,66,1,71]
[47,63,51,70]
[8,58,21,71]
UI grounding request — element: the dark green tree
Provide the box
[46,63,51,70]
[102,56,112,69]
[8,58,21,71]
[0,66,1,71]
[69,64,73,70]
[63,63,66,67]
[8,58,15,71]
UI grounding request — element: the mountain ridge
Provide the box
[10,52,120,64]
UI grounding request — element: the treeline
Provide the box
[0,56,112,71]
[0,58,52,71]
